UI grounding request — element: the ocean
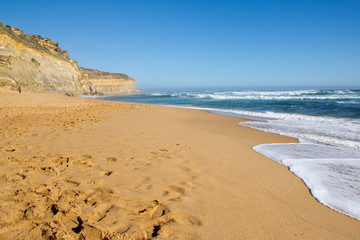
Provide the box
[94,89,360,220]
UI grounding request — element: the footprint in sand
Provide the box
[102,170,113,176]
[187,215,203,226]
[178,166,193,173]
[135,201,168,219]
[63,178,81,186]
[5,148,16,152]
[7,173,26,182]
[106,157,117,162]
[170,185,186,194]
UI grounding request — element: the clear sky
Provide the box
[1,0,359,90]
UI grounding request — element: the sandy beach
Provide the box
[0,90,359,239]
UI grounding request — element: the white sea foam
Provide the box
[241,114,360,149]
[253,144,360,220]
[252,143,360,164]
[286,159,360,220]
[336,100,360,105]
[171,89,360,100]
[149,92,167,96]
[192,94,360,100]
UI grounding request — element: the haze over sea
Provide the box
[94,88,360,220]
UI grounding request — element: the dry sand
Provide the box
[0,90,359,239]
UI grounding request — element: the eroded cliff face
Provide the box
[79,67,137,95]
[0,22,85,93]
[0,21,138,95]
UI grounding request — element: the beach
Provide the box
[0,91,359,239]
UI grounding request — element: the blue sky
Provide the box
[1,0,359,89]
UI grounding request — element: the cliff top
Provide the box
[79,67,133,80]
[0,21,71,61]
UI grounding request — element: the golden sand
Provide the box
[0,91,359,239]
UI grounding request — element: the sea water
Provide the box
[95,89,360,220]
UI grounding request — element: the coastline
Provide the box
[1,91,359,239]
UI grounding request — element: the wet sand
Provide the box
[0,90,359,239]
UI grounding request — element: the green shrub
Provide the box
[31,58,40,66]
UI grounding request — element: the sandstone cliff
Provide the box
[0,21,138,95]
[79,67,137,95]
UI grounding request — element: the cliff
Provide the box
[79,67,137,95]
[0,21,138,95]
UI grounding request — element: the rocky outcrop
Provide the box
[0,21,138,95]
[79,67,138,95]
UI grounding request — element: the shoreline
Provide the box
[92,96,360,222]
[1,90,359,239]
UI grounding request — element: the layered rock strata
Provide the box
[0,21,138,95]
[79,67,137,95]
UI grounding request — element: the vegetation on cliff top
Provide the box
[0,21,70,62]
